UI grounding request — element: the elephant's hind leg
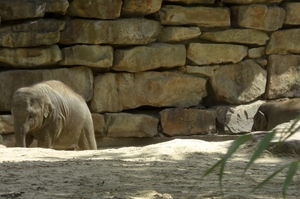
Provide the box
[77,125,97,150]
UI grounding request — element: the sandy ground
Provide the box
[0,139,299,199]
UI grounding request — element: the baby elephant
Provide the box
[11,80,97,150]
[252,98,300,131]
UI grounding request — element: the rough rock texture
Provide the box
[90,72,207,113]
[59,18,161,45]
[199,29,269,46]
[266,29,300,55]
[164,0,215,4]
[122,0,162,16]
[231,5,285,31]
[223,0,282,3]
[215,101,265,134]
[187,43,247,65]
[158,5,230,29]
[0,115,14,135]
[283,3,300,25]
[185,65,219,77]
[0,45,62,68]
[252,119,300,154]
[158,27,201,43]
[67,0,122,19]
[113,43,186,72]
[160,108,216,136]
[105,113,158,138]
[248,47,265,58]
[0,0,69,21]
[59,45,113,68]
[269,119,300,154]
[266,54,300,99]
[92,113,106,138]
[0,67,93,111]
[210,60,267,104]
[0,19,65,48]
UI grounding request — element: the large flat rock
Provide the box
[59,18,161,45]
[90,72,207,113]
[0,45,62,68]
[158,5,230,29]
[0,19,65,48]
[113,43,186,72]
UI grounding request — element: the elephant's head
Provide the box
[11,87,54,147]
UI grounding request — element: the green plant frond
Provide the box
[201,159,223,179]
[283,160,299,198]
[281,115,300,142]
[219,134,251,183]
[251,165,286,193]
[244,130,276,174]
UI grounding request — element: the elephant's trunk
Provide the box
[14,126,27,147]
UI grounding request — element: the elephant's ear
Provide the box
[42,95,54,118]
[252,110,267,131]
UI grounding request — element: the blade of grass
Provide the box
[219,134,251,183]
[201,159,223,179]
[281,115,300,142]
[251,165,286,193]
[283,160,299,198]
[244,130,276,174]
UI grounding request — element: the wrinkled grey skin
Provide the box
[252,98,300,131]
[11,80,97,150]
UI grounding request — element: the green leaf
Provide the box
[219,134,251,183]
[283,160,299,198]
[201,159,223,179]
[251,165,286,193]
[244,130,276,173]
[282,115,300,142]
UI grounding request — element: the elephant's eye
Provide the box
[29,113,35,120]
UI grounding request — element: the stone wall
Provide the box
[0,0,300,147]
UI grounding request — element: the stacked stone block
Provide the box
[0,0,300,147]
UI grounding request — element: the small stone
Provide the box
[185,65,219,77]
[248,47,265,58]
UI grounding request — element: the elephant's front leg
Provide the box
[25,134,34,148]
[36,130,53,148]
